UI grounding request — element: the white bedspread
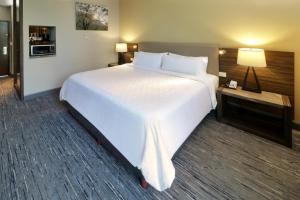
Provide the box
[60,64,218,191]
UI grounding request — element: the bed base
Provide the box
[64,102,149,189]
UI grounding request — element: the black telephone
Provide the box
[225,80,238,89]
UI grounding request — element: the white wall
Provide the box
[0,6,11,21]
[23,0,119,96]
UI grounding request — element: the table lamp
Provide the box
[237,48,267,93]
[116,43,128,65]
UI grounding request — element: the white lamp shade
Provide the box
[237,48,267,67]
[116,43,128,53]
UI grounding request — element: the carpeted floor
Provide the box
[1,77,300,200]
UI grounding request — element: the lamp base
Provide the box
[242,67,262,93]
[118,52,126,65]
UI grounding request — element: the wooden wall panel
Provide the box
[219,48,295,117]
[124,43,138,63]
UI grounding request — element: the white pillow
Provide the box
[162,53,208,75]
[133,51,167,69]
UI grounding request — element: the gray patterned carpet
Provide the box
[1,77,300,200]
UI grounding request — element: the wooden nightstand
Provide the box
[217,86,292,147]
[108,63,119,67]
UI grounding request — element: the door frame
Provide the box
[13,0,24,100]
[0,20,10,77]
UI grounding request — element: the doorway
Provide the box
[0,21,10,76]
[0,0,23,99]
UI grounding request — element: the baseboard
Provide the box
[24,88,61,101]
[293,121,300,131]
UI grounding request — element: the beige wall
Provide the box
[23,0,119,96]
[120,0,300,123]
[0,6,11,21]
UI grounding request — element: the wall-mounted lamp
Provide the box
[116,43,128,65]
[219,49,227,56]
[127,43,138,52]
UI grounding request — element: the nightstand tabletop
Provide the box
[218,86,291,108]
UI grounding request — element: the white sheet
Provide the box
[60,64,218,191]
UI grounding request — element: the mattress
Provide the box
[60,64,218,191]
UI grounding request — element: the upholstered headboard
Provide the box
[139,42,219,76]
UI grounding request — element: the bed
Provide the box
[60,42,219,191]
